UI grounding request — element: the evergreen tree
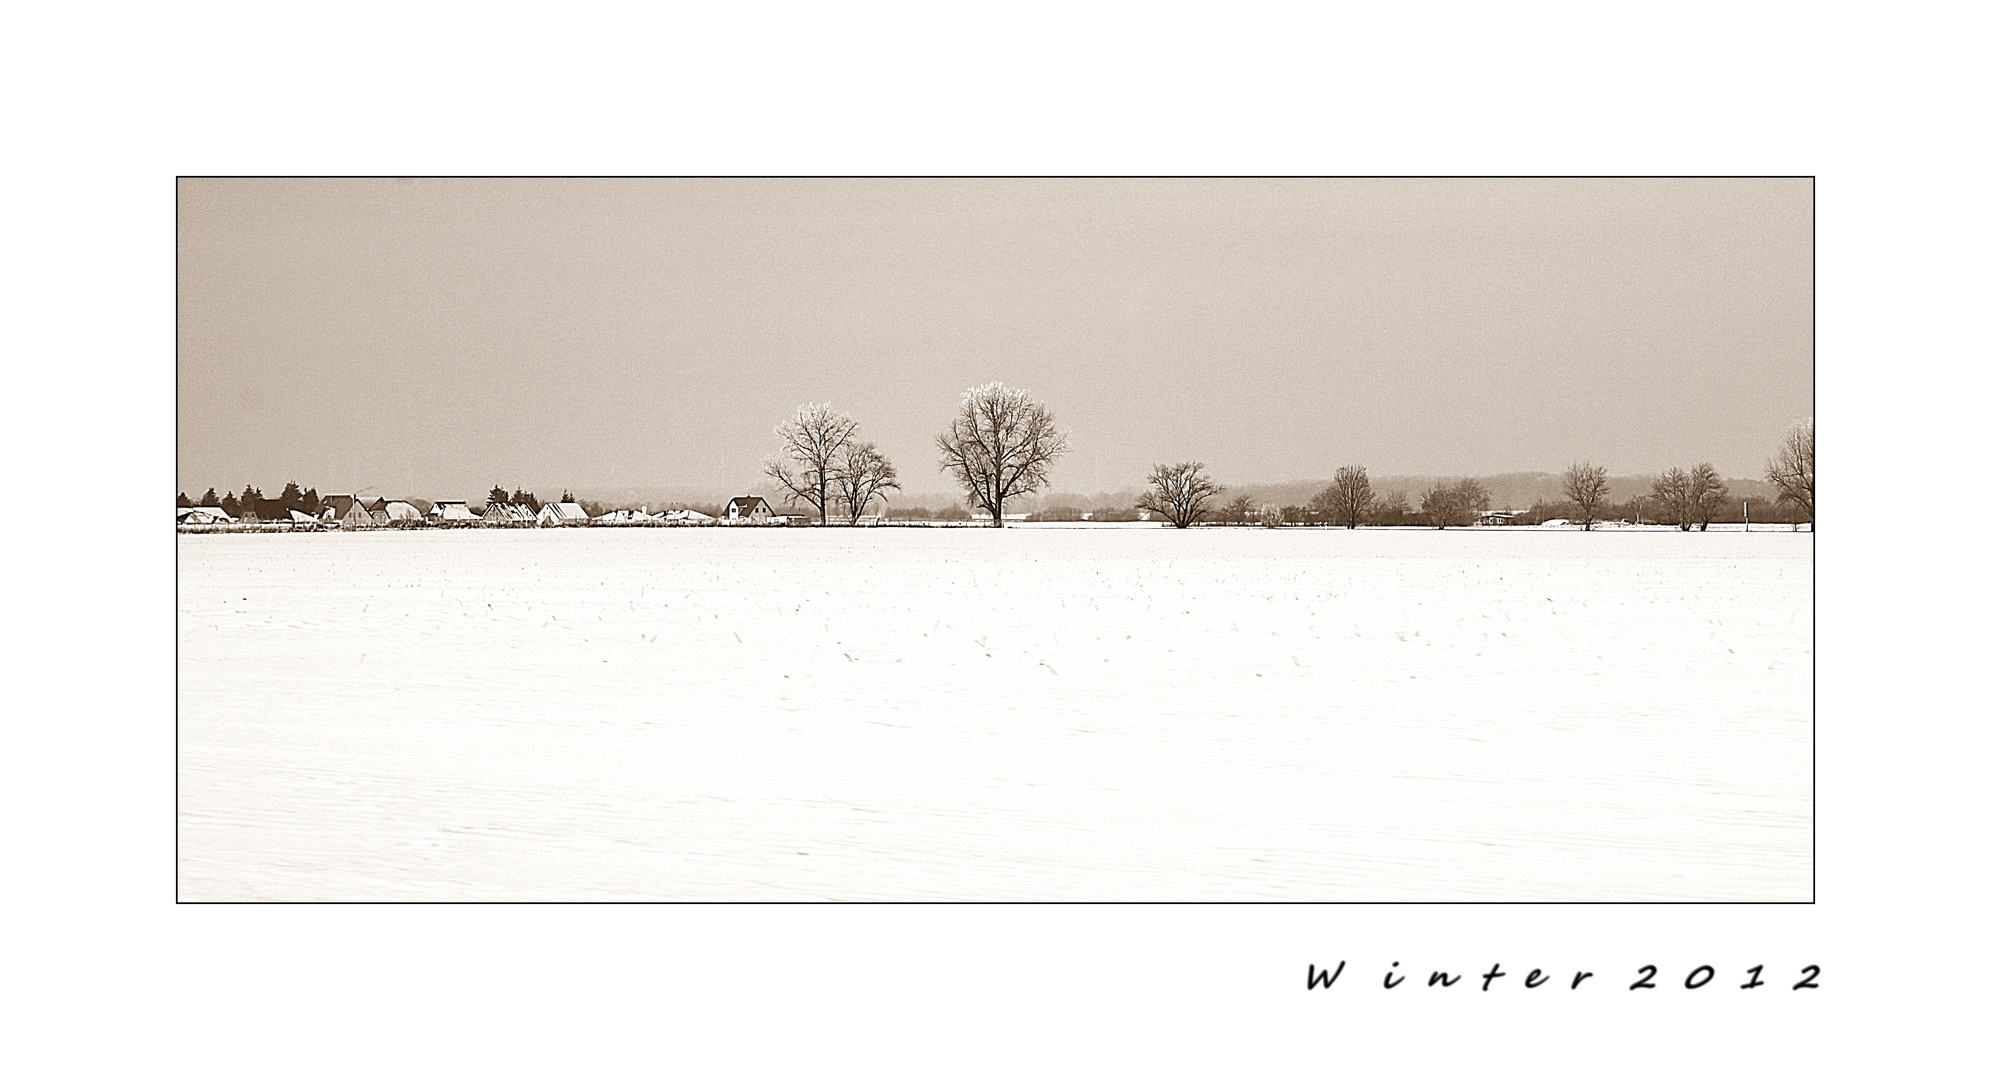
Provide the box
[278,481,305,511]
[220,492,240,516]
[177,492,192,508]
[489,485,510,505]
[301,488,321,515]
[200,488,220,506]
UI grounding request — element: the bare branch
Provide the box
[1134,462,1225,528]
[934,382,1070,527]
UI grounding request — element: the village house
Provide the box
[723,496,775,525]
[379,500,423,524]
[319,495,372,529]
[429,500,475,523]
[536,501,591,526]
[176,506,235,525]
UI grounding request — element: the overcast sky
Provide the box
[177,177,1811,501]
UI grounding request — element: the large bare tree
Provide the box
[1561,462,1610,531]
[935,382,1069,527]
[1135,462,1225,528]
[1686,462,1729,531]
[834,440,900,524]
[764,402,860,526]
[1318,465,1376,528]
[1766,416,1814,524]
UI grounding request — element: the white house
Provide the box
[430,500,475,522]
[537,501,590,526]
[381,500,423,523]
[176,506,235,524]
[723,496,775,525]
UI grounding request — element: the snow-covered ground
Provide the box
[177,526,1811,900]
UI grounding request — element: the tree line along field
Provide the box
[181,390,1814,532]
[177,525,1812,901]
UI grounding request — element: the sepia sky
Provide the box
[177,177,1812,501]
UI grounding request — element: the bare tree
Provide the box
[936,382,1069,527]
[1686,462,1729,531]
[764,402,860,526]
[1133,462,1225,528]
[1651,467,1692,530]
[1561,462,1610,531]
[1318,465,1377,528]
[1766,416,1814,524]
[1420,485,1460,528]
[834,440,900,524]
[1223,493,1254,525]
[1421,478,1488,528]
[1452,477,1491,522]
[1259,503,1284,528]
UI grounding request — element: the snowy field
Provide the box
[177,525,1811,901]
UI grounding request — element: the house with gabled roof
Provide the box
[723,496,775,525]
[536,501,590,526]
[177,506,235,525]
[429,500,475,523]
[319,495,371,529]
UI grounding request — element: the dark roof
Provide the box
[322,495,361,518]
[250,497,290,520]
[729,496,769,513]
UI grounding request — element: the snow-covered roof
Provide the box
[177,506,235,522]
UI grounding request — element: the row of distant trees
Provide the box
[1116,418,1814,530]
[177,482,317,519]
[1555,419,1814,530]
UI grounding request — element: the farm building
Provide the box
[536,501,590,526]
[723,496,775,525]
[662,509,715,524]
[319,495,372,529]
[481,503,536,526]
[429,500,475,522]
[176,506,235,524]
[380,500,423,523]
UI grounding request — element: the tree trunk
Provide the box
[992,491,1004,527]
